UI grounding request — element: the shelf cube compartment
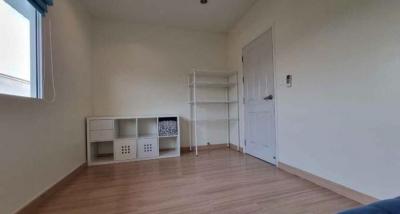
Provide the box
[159,136,179,158]
[114,138,137,161]
[90,141,114,163]
[158,117,178,137]
[138,118,158,138]
[116,119,137,139]
[138,137,159,159]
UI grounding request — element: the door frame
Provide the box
[242,24,279,164]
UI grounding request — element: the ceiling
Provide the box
[81,0,257,32]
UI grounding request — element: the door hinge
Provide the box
[242,77,245,84]
[244,140,247,146]
[242,56,244,63]
[243,97,245,104]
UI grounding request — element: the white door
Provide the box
[243,28,276,164]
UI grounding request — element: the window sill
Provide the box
[0,93,44,103]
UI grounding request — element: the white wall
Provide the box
[0,0,92,213]
[228,0,400,200]
[91,20,227,146]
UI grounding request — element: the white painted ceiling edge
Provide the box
[81,0,258,33]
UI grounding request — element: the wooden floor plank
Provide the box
[36,149,359,214]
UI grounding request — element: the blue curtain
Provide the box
[27,0,53,15]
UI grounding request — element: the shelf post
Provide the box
[188,76,192,152]
[236,73,241,152]
[193,71,198,156]
[227,75,231,149]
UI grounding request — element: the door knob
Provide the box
[264,95,273,100]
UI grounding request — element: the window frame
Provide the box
[34,12,43,99]
[0,0,43,99]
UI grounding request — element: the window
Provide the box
[0,0,42,98]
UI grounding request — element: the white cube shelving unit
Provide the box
[86,115,180,166]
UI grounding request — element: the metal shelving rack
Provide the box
[188,69,240,156]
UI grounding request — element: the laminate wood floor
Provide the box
[37,149,359,214]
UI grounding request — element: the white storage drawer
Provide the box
[138,137,159,159]
[89,119,114,130]
[114,138,137,161]
[90,130,114,142]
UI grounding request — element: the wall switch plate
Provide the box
[286,75,293,88]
